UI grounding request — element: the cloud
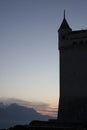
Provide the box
[0,97,57,117]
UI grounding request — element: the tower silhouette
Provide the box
[58,11,87,123]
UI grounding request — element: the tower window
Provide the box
[79,41,83,45]
[73,41,77,45]
[62,35,65,40]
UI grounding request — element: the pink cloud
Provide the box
[0,97,58,117]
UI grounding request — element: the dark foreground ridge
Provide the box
[3,120,87,130]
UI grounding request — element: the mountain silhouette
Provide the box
[0,103,53,129]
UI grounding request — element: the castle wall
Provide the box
[60,47,87,97]
[58,28,87,123]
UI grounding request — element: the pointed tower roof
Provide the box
[58,10,72,32]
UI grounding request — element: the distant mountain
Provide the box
[0,103,53,129]
[0,102,6,108]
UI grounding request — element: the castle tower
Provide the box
[58,12,87,123]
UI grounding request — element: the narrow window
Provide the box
[62,35,65,40]
[79,41,83,45]
[73,41,76,45]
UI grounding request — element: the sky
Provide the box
[0,0,87,117]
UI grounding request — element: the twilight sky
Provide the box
[0,0,87,116]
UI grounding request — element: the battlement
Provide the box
[59,29,87,50]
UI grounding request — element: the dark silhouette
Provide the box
[58,11,87,123]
